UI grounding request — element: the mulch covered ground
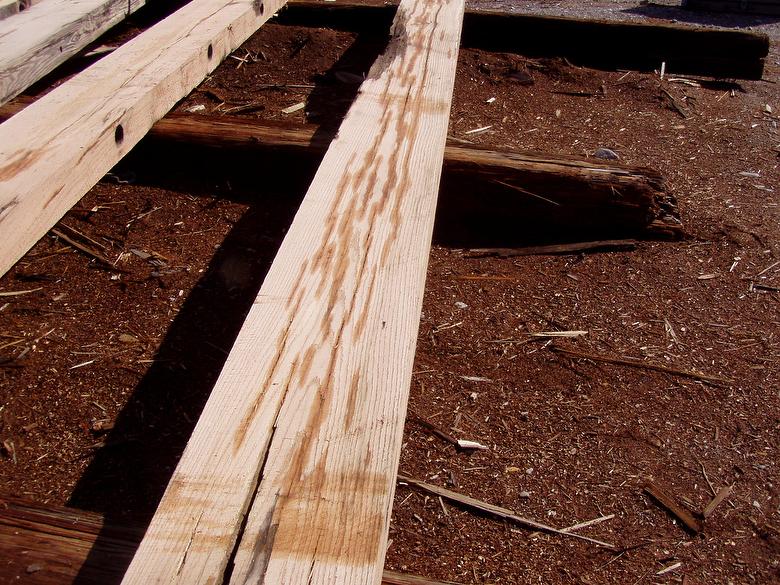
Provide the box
[1,3,779,583]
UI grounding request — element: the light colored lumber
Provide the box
[0,0,286,278]
[121,0,464,582]
[0,0,146,105]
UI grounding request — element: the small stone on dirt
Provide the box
[594,147,619,160]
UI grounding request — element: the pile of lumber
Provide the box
[1,0,466,581]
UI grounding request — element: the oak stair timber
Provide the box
[121,0,464,581]
[280,0,769,79]
[0,0,149,106]
[0,0,287,280]
[0,496,458,585]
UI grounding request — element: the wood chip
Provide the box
[530,331,588,338]
[656,562,682,576]
[460,375,493,383]
[552,346,732,385]
[644,480,702,533]
[456,439,489,450]
[703,485,733,519]
[464,125,492,135]
[281,101,305,114]
[560,513,615,533]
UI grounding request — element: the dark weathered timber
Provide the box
[0,102,682,244]
[127,114,684,244]
[279,0,769,79]
[0,496,458,585]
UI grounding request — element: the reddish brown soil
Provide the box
[2,11,779,585]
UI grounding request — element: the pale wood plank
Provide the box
[0,0,147,105]
[0,0,286,278]
[121,0,464,582]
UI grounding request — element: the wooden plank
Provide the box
[0,496,459,585]
[0,0,147,106]
[279,0,769,79]
[0,0,286,279]
[121,0,464,582]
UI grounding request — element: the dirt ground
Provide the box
[1,1,779,584]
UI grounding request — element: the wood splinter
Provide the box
[703,485,733,519]
[551,346,732,385]
[398,474,615,548]
[644,480,702,534]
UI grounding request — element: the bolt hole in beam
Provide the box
[207,43,213,60]
[114,124,124,145]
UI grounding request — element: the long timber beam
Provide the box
[0,0,287,279]
[0,101,683,241]
[120,0,465,582]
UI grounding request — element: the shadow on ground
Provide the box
[624,4,780,28]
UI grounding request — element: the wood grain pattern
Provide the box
[0,0,286,279]
[121,0,464,582]
[0,496,459,585]
[0,0,146,105]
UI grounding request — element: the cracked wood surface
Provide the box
[120,0,464,582]
[0,0,147,106]
[0,495,460,585]
[0,0,285,278]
